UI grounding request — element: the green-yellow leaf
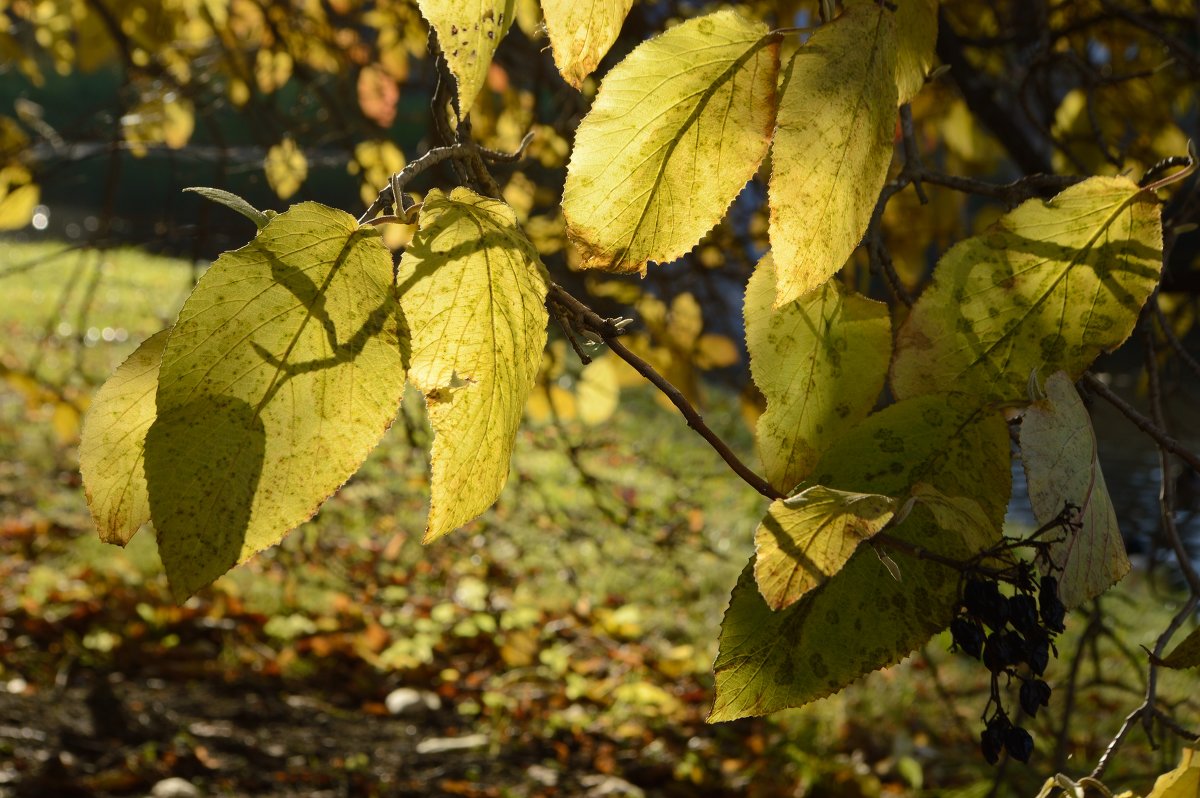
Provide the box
[1146,749,1200,798]
[416,0,515,114]
[746,255,890,493]
[563,10,779,274]
[754,486,896,611]
[891,0,937,103]
[146,203,407,600]
[1158,626,1200,670]
[80,329,169,546]
[396,188,548,542]
[1020,371,1130,608]
[910,482,995,544]
[541,0,634,89]
[184,186,271,229]
[768,3,897,306]
[711,395,1009,721]
[892,177,1162,403]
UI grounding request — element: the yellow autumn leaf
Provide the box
[121,92,194,156]
[255,48,293,94]
[769,2,897,305]
[577,354,619,425]
[889,0,937,103]
[541,0,634,88]
[415,0,514,115]
[562,9,779,274]
[746,255,890,493]
[754,486,896,611]
[1020,371,1130,608]
[264,137,308,200]
[80,329,170,546]
[396,188,548,542]
[892,177,1162,404]
[0,164,39,230]
[350,140,406,207]
[1146,749,1200,798]
[145,203,407,599]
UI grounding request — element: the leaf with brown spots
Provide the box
[711,395,1009,721]
[892,177,1162,404]
[416,0,515,115]
[746,255,890,494]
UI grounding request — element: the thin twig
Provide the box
[1082,373,1200,475]
[605,335,783,501]
[919,171,1084,204]
[1153,300,1200,382]
[899,104,927,204]
[1142,327,1200,593]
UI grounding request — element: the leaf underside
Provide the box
[1020,371,1130,608]
[80,328,170,546]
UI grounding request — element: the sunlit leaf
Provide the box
[754,486,896,611]
[769,3,897,305]
[121,92,194,156]
[889,0,937,103]
[80,329,169,546]
[1146,749,1200,798]
[349,140,406,207]
[146,203,407,599]
[1021,371,1130,608]
[396,188,548,542]
[711,396,1009,721]
[892,177,1162,403]
[563,10,779,274]
[0,164,38,230]
[577,355,620,426]
[541,0,634,88]
[746,255,890,493]
[264,137,308,200]
[184,187,271,229]
[415,0,515,114]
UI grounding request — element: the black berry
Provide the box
[1005,726,1034,762]
[1020,679,1052,717]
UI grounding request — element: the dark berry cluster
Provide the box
[949,573,1066,764]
